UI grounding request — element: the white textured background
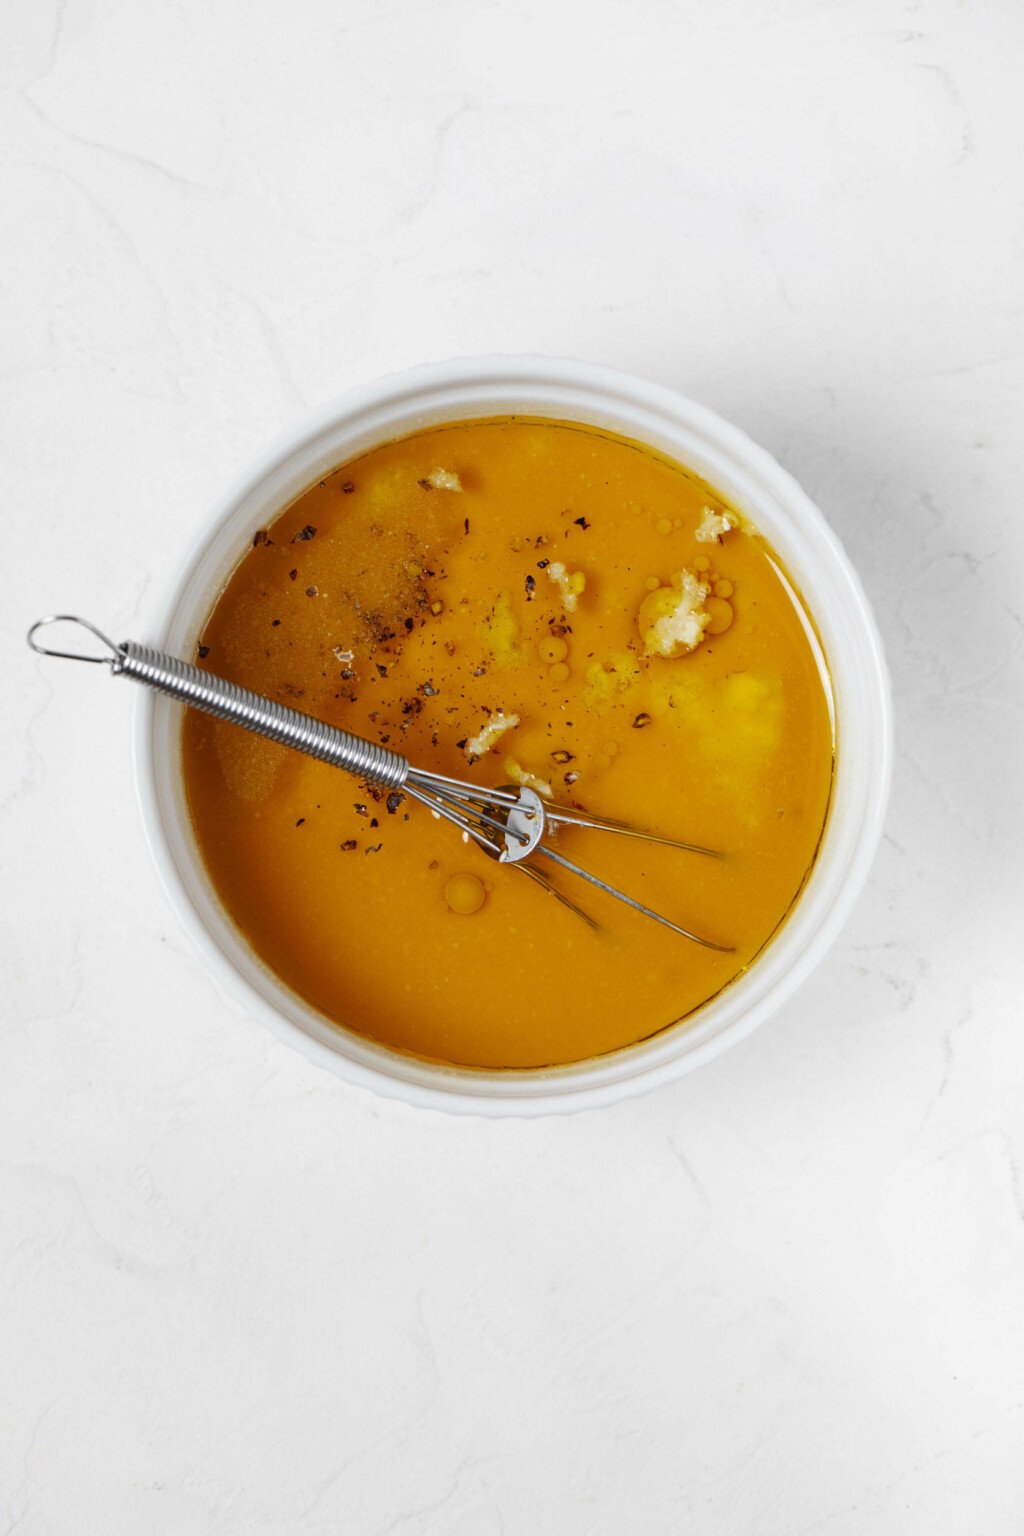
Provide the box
[3,1,1023,1531]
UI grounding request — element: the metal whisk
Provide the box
[27,615,733,951]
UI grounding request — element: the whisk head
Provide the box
[402,768,733,952]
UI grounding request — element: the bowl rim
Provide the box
[134,354,893,1116]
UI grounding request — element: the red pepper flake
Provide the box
[342,481,355,494]
[293,524,317,542]
[197,644,210,659]
[340,839,357,851]
[305,586,318,598]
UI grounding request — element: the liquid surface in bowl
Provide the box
[182,418,834,1068]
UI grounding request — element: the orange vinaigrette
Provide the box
[182,419,834,1068]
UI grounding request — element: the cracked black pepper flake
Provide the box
[418,477,433,491]
[252,529,270,547]
[574,516,591,530]
[386,793,404,815]
[293,524,317,542]
[289,568,298,581]
[464,518,470,534]
[271,618,281,627]
[369,817,379,828]
[197,644,210,659]
[404,617,415,632]
[564,770,579,785]
[420,681,439,696]
[295,817,305,827]
[525,574,536,600]
[456,737,468,750]
[340,839,357,851]
[550,750,574,765]
[365,843,383,854]
[376,663,388,677]
[354,804,368,816]
[537,558,549,569]
[632,712,652,729]
[342,480,355,494]
[305,585,318,597]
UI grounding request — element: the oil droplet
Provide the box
[656,518,673,535]
[645,575,660,591]
[445,872,486,915]
[705,596,734,635]
[693,555,711,573]
[713,578,733,598]
[594,753,612,771]
[539,636,568,664]
[550,661,570,683]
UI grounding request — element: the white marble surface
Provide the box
[3,0,1023,1529]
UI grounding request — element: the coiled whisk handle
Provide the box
[27,616,410,791]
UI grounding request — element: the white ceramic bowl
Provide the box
[137,356,892,1115]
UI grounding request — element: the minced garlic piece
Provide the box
[423,467,463,492]
[638,569,711,658]
[695,506,735,543]
[464,711,519,759]
[504,757,553,799]
[545,561,586,613]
